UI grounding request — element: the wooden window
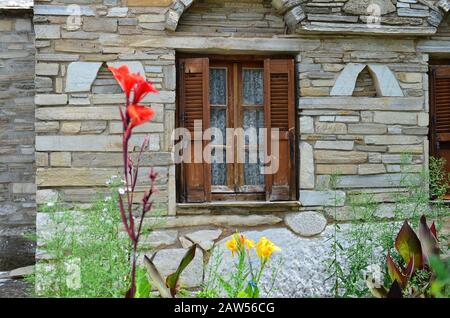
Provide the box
[430,64,450,198]
[177,56,296,202]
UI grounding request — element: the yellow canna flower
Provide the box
[239,234,254,251]
[226,233,255,256]
[255,237,281,261]
[225,237,239,256]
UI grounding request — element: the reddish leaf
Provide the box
[430,221,437,240]
[405,256,415,279]
[387,280,403,298]
[395,220,423,270]
[386,252,408,288]
[418,215,440,265]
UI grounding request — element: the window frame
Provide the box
[176,54,298,203]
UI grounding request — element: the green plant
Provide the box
[367,215,442,298]
[198,233,282,298]
[222,234,282,298]
[144,244,197,298]
[196,248,224,298]
[325,154,449,298]
[429,256,450,298]
[325,173,345,297]
[30,181,132,298]
[429,157,450,200]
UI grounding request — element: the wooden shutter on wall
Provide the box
[264,59,296,201]
[430,66,450,196]
[178,58,211,202]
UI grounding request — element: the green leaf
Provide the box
[135,267,151,298]
[394,220,423,270]
[166,244,197,297]
[237,290,250,298]
[386,252,407,288]
[143,255,172,298]
[418,215,440,265]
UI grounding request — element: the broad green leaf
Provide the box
[418,215,440,265]
[166,244,197,297]
[386,252,407,288]
[143,255,172,298]
[394,220,423,270]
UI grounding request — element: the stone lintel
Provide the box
[298,22,437,36]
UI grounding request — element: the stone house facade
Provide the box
[1,0,450,296]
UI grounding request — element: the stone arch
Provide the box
[165,0,306,31]
[330,63,403,97]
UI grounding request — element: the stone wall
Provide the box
[296,37,429,221]
[177,0,285,34]
[0,9,35,271]
[31,0,445,297]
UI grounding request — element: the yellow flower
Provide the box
[225,237,239,256]
[225,233,255,256]
[239,234,254,251]
[255,237,281,261]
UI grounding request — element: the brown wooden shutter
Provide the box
[178,58,211,202]
[264,59,296,201]
[430,65,450,196]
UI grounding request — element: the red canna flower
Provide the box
[132,80,158,105]
[109,65,159,104]
[127,104,155,129]
[108,65,140,97]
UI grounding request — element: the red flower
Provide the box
[108,65,158,103]
[127,104,155,129]
[109,65,140,97]
[133,80,158,105]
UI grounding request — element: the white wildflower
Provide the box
[118,188,126,195]
[363,264,383,289]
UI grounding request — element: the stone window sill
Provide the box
[177,201,300,214]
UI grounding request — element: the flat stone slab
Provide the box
[343,0,396,15]
[0,279,31,298]
[65,62,102,93]
[185,229,222,251]
[285,212,328,237]
[299,190,346,206]
[107,61,146,79]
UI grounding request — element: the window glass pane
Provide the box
[211,148,226,185]
[209,68,227,105]
[243,109,264,146]
[243,109,265,186]
[210,108,226,145]
[244,150,265,186]
[243,69,264,105]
